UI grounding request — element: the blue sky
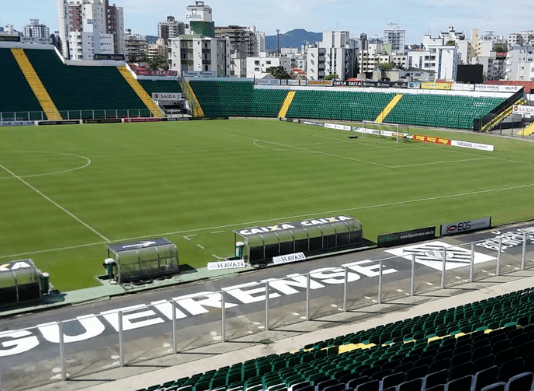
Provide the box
[2,0,533,44]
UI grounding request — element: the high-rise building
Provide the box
[168,2,230,76]
[124,29,148,62]
[383,23,405,54]
[24,19,50,39]
[215,25,265,77]
[305,31,357,80]
[57,0,125,60]
[158,16,185,44]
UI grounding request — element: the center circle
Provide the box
[0,151,91,179]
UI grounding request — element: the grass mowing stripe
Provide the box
[0,120,532,290]
[0,162,110,242]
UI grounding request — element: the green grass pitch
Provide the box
[0,119,533,291]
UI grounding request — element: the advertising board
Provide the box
[377,226,436,248]
[440,217,491,236]
[412,134,452,146]
[0,121,34,127]
[451,140,494,152]
[421,82,451,90]
[307,80,334,86]
[513,105,534,116]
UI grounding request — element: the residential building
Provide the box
[505,45,534,80]
[246,53,291,79]
[124,29,148,61]
[24,19,50,39]
[508,31,534,47]
[168,1,230,76]
[215,25,265,77]
[148,38,167,60]
[383,23,405,54]
[407,34,459,80]
[305,30,357,80]
[158,16,185,44]
[57,0,125,60]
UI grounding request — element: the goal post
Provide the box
[359,121,406,143]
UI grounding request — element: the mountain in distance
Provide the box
[265,29,322,51]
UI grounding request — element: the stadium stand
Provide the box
[10,48,62,120]
[138,79,183,95]
[133,287,534,391]
[189,81,287,118]
[285,90,396,122]
[23,49,149,118]
[386,94,505,130]
[0,48,44,119]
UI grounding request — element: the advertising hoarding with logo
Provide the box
[413,135,452,146]
[440,217,491,236]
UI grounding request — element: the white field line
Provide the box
[0,162,110,242]
[391,157,493,168]
[223,132,391,168]
[250,133,492,169]
[3,181,534,260]
[0,151,91,180]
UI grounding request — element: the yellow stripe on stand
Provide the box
[375,94,403,123]
[117,66,164,118]
[11,48,62,120]
[278,91,296,118]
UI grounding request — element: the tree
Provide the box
[266,66,290,79]
[446,40,456,46]
[324,73,339,80]
[380,62,395,71]
[148,55,168,70]
[494,45,508,53]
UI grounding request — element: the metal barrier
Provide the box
[0,232,533,390]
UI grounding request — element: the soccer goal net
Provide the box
[358,121,409,143]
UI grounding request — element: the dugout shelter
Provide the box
[0,259,48,306]
[106,238,179,283]
[234,215,363,264]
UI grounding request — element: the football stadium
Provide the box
[1,43,534,391]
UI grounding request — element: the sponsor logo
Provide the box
[0,260,34,273]
[476,226,534,252]
[385,240,496,271]
[273,253,306,265]
[451,140,494,152]
[237,216,354,236]
[440,217,491,236]
[413,135,452,146]
[207,260,246,270]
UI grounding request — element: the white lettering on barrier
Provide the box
[224,282,280,303]
[39,315,105,343]
[0,260,399,357]
[100,305,165,332]
[0,330,40,357]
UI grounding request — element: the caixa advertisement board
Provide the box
[440,217,491,236]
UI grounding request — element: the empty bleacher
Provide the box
[189,81,287,118]
[23,49,148,118]
[134,287,534,391]
[285,90,396,122]
[0,48,43,119]
[138,79,183,95]
[386,94,505,130]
